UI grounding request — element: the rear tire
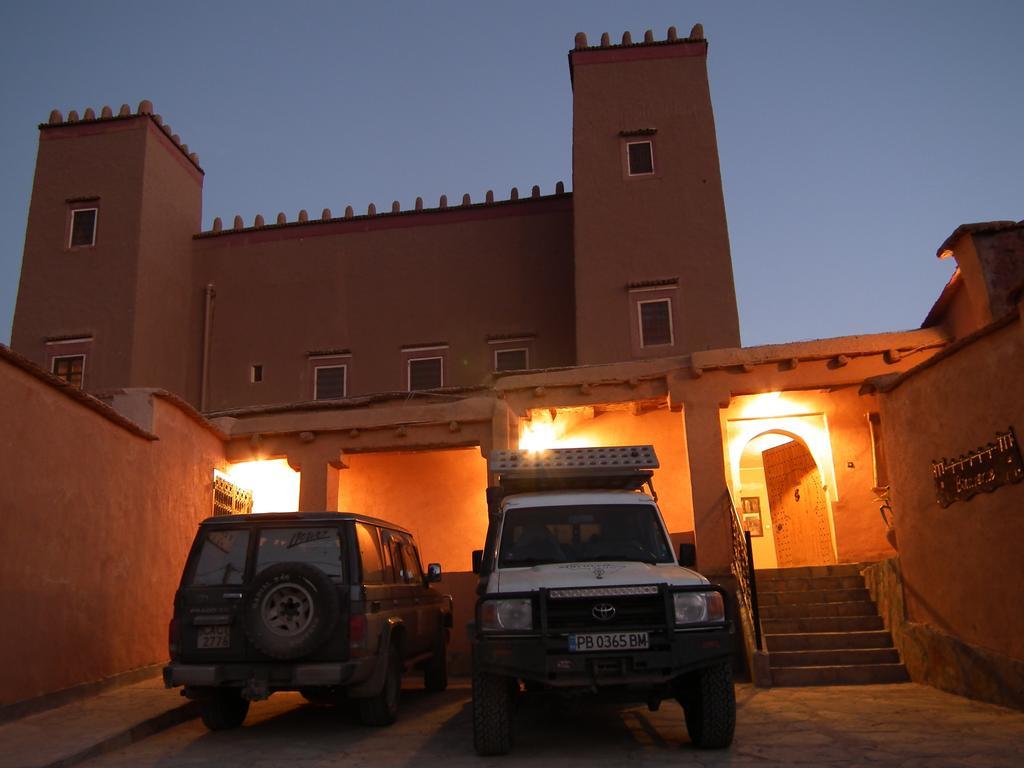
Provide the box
[198,688,250,731]
[472,660,513,756]
[424,631,448,692]
[359,643,401,726]
[677,661,736,749]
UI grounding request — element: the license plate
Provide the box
[568,631,649,652]
[197,625,230,649]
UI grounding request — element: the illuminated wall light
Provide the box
[221,459,300,513]
[518,408,590,452]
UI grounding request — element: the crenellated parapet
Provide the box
[572,23,705,52]
[200,181,571,236]
[41,100,202,171]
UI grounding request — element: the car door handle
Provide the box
[223,593,243,600]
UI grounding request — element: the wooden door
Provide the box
[762,440,835,568]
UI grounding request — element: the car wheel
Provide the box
[198,688,250,731]
[472,658,513,755]
[359,643,401,726]
[676,661,736,749]
[424,630,448,692]
[244,562,339,660]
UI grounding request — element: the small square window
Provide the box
[314,365,346,400]
[408,357,443,391]
[251,364,263,383]
[70,209,97,247]
[639,299,673,347]
[495,348,528,372]
[52,355,86,387]
[627,141,654,176]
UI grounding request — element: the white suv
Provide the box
[470,446,735,755]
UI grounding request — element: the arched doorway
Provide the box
[739,432,836,569]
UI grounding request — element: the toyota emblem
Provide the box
[592,603,616,621]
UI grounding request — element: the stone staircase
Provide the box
[756,563,909,686]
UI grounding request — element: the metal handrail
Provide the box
[726,489,763,652]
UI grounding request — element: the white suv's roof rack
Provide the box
[488,445,659,497]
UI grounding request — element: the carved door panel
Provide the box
[762,440,835,568]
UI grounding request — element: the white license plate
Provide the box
[197,625,230,649]
[568,631,649,652]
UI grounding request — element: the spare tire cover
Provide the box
[244,562,340,659]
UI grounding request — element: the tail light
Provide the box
[168,618,180,660]
[349,615,367,646]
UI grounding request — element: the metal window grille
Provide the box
[213,476,253,516]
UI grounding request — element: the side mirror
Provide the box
[471,550,483,575]
[426,563,442,583]
[678,543,697,568]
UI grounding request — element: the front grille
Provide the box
[545,588,667,631]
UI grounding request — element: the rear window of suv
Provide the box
[189,529,250,586]
[255,527,345,580]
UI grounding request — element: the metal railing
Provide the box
[726,490,763,654]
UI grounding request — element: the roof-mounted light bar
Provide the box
[488,445,659,473]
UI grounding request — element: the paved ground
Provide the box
[70,680,1024,767]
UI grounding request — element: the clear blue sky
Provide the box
[1,1,1021,347]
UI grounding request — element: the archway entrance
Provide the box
[738,432,837,569]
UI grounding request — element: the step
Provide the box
[762,615,883,634]
[754,575,865,592]
[758,588,870,607]
[759,600,878,620]
[755,563,867,580]
[765,630,895,652]
[770,663,910,687]
[768,647,901,668]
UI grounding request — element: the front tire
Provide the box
[359,643,401,726]
[198,688,250,731]
[472,660,513,756]
[677,661,736,749]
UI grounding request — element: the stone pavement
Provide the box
[0,675,195,768]
[8,678,1021,768]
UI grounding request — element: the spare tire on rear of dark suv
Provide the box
[244,562,339,659]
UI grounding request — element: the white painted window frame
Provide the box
[407,356,444,391]
[626,140,655,177]
[493,347,529,372]
[313,363,347,400]
[637,297,674,347]
[69,207,98,248]
[51,353,87,386]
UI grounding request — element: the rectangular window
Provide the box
[627,141,654,176]
[251,364,263,383]
[52,354,86,388]
[314,365,346,400]
[356,523,386,584]
[70,208,98,247]
[494,348,528,372]
[189,530,250,586]
[639,299,673,347]
[255,527,344,580]
[408,357,443,390]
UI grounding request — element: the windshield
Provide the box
[497,504,673,567]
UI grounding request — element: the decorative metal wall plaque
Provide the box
[931,428,1023,507]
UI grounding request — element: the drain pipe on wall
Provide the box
[200,283,216,412]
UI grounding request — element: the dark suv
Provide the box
[163,512,452,730]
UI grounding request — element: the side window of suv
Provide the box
[356,523,386,584]
[400,542,424,584]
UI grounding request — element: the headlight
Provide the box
[673,591,725,625]
[480,598,534,631]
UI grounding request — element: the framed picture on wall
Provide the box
[740,497,763,537]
